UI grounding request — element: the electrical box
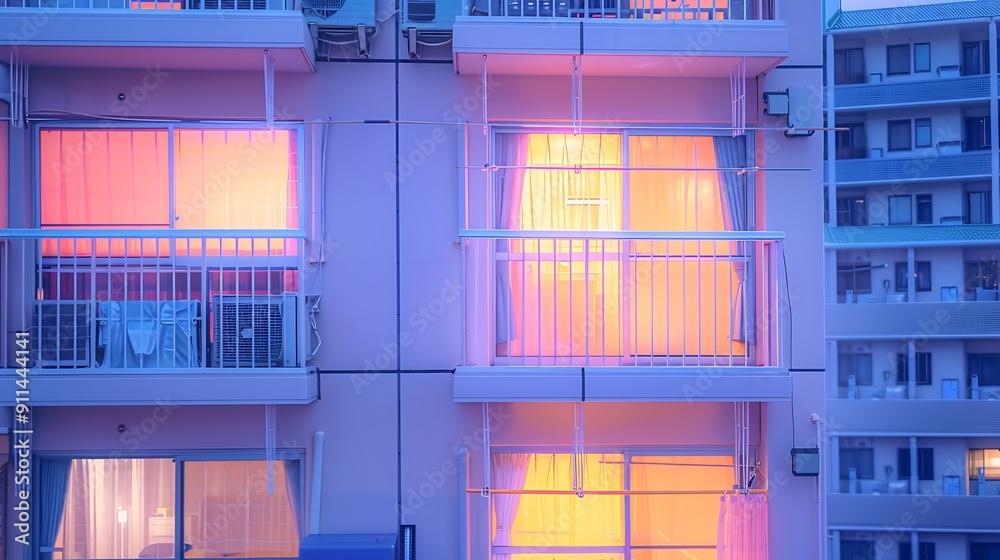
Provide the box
[300,534,398,560]
[790,448,820,476]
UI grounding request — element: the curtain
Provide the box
[283,460,303,540]
[490,454,531,560]
[494,134,529,346]
[38,458,73,560]
[717,493,769,560]
[712,135,750,343]
[628,136,742,358]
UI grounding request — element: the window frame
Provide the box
[969,353,1000,386]
[889,194,913,225]
[887,44,911,75]
[485,445,745,556]
[897,352,932,385]
[834,47,866,85]
[899,541,937,560]
[895,261,932,292]
[897,448,935,481]
[38,449,307,560]
[837,263,872,294]
[963,115,992,152]
[914,118,932,148]
[965,190,993,224]
[916,193,933,224]
[839,448,875,479]
[913,42,931,73]
[34,122,307,233]
[887,119,912,152]
[966,259,999,291]
[838,352,873,386]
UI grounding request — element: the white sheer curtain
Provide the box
[717,492,768,560]
[490,454,531,560]
[494,134,529,344]
[712,135,750,343]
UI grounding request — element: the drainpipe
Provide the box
[990,18,999,224]
[310,430,325,534]
[457,447,470,560]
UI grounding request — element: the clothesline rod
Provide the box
[469,165,807,172]
[465,488,767,495]
[17,114,847,131]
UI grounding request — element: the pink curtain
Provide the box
[717,492,768,560]
[490,454,531,560]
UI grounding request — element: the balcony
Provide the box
[826,301,1000,340]
[0,0,315,72]
[824,151,991,185]
[832,75,991,110]
[455,230,791,402]
[825,224,1000,248]
[826,400,1000,435]
[450,0,787,77]
[0,229,318,406]
[828,494,1000,532]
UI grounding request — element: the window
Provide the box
[839,353,873,386]
[887,44,911,74]
[897,352,932,385]
[835,122,868,160]
[966,260,999,291]
[899,542,937,560]
[969,353,1000,386]
[913,43,931,73]
[888,120,912,151]
[49,456,303,560]
[842,539,874,560]
[840,448,875,479]
[489,452,737,558]
[964,116,991,151]
[916,194,932,224]
[492,133,750,363]
[914,118,932,148]
[837,196,868,226]
[835,47,866,84]
[966,191,993,224]
[837,263,872,294]
[971,543,1000,560]
[898,448,935,480]
[969,449,1000,481]
[889,195,913,225]
[963,41,990,75]
[895,261,932,292]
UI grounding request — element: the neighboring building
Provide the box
[823,1,1000,559]
[0,0,823,559]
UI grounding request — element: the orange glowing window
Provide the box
[39,127,300,256]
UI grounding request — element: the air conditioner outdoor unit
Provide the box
[980,387,1000,401]
[403,0,463,31]
[211,294,298,368]
[304,0,376,58]
[33,302,93,368]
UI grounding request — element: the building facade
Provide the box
[823,2,1000,559]
[0,0,823,559]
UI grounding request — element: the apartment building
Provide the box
[823,2,1000,559]
[0,0,823,559]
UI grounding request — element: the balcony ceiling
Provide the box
[0,11,315,72]
[452,18,788,77]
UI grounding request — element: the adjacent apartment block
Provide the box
[823,2,1000,559]
[0,0,823,559]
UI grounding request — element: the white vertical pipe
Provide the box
[989,19,999,223]
[457,446,470,560]
[309,430,325,534]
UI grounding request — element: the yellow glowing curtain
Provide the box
[39,128,297,257]
[502,134,743,361]
[496,454,733,560]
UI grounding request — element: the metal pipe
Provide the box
[460,229,785,241]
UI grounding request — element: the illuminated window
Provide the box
[49,456,302,560]
[493,133,750,363]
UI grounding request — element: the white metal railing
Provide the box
[472,0,772,20]
[0,0,292,10]
[461,230,785,368]
[0,229,307,372]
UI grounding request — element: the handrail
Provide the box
[465,488,767,495]
[460,229,785,241]
[0,228,307,239]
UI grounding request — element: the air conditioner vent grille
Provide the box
[212,294,297,368]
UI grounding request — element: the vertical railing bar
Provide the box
[584,236,589,365]
[648,247,653,367]
[712,240,718,367]
[696,240,702,366]
[681,243,687,366]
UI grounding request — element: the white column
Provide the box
[910,532,919,560]
[908,340,917,400]
[909,436,918,494]
[825,32,838,225]
[830,435,840,493]
[907,248,915,303]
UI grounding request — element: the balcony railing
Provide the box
[0,0,292,9]
[824,151,991,185]
[833,75,991,109]
[826,301,1000,340]
[0,229,307,373]
[466,0,773,19]
[460,230,785,368]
